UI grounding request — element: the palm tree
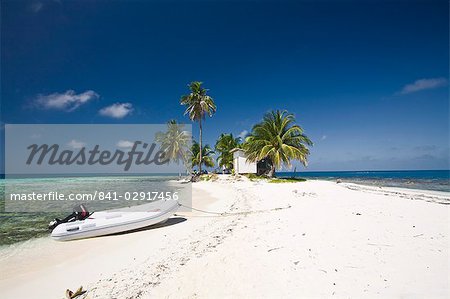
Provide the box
[191,140,215,170]
[180,81,216,174]
[244,110,313,177]
[215,133,240,171]
[155,120,191,170]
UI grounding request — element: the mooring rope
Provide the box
[176,203,291,217]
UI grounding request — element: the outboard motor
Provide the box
[48,204,90,230]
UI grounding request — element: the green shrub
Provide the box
[269,177,306,183]
[200,173,219,181]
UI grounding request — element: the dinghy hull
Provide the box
[51,200,179,241]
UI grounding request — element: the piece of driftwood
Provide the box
[66,286,87,299]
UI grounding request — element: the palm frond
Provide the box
[243,110,313,176]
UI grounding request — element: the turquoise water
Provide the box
[0,175,183,246]
[278,170,450,192]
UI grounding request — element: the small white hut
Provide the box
[231,148,256,174]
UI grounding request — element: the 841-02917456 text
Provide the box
[9,191,179,201]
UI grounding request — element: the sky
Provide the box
[1,0,449,172]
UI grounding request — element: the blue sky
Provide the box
[1,0,449,171]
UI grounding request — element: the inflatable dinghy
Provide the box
[50,200,179,241]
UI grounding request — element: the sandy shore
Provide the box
[0,177,449,298]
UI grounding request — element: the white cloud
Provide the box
[321,135,327,141]
[99,103,133,119]
[67,139,86,149]
[29,0,62,13]
[34,90,99,111]
[30,1,43,13]
[414,145,437,151]
[399,77,447,95]
[116,140,135,148]
[238,130,248,139]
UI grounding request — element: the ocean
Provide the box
[0,175,185,246]
[278,170,450,192]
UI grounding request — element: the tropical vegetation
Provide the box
[177,81,312,179]
[214,133,241,170]
[191,140,215,170]
[180,81,216,174]
[243,110,312,177]
[155,120,191,168]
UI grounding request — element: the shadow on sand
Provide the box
[106,217,187,237]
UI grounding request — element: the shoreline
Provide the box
[339,181,450,205]
[0,177,449,298]
[304,179,448,194]
[277,170,450,193]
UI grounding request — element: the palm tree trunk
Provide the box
[268,165,276,178]
[198,118,202,174]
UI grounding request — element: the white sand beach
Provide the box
[0,177,449,298]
